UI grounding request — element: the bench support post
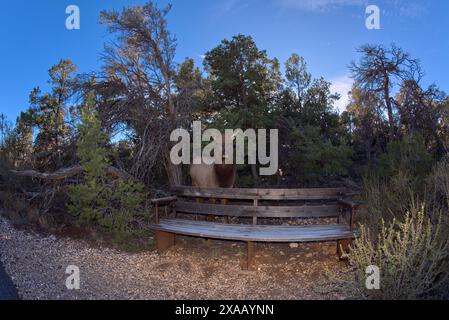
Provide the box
[337,239,352,260]
[155,230,175,253]
[246,241,255,271]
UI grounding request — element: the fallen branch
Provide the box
[10,165,83,180]
[10,165,136,181]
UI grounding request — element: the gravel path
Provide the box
[0,216,347,300]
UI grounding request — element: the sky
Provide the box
[0,0,448,123]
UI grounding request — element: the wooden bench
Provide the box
[150,186,361,270]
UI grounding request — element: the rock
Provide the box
[289,243,299,249]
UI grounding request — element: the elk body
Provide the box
[190,158,236,207]
[189,131,238,189]
[189,158,236,188]
[189,132,237,207]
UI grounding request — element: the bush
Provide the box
[290,126,353,185]
[362,157,449,232]
[378,134,433,182]
[361,171,418,230]
[426,157,449,214]
[345,205,449,299]
[68,98,147,241]
[362,134,433,226]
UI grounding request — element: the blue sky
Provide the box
[1,0,448,122]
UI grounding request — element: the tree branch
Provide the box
[10,165,136,181]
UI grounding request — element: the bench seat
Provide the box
[150,219,357,242]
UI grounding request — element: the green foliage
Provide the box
[346,205,449,299]
[99,180,146,233]
[362,171,418,229]
[287,126,353,185]
[361,134,434,225]
[204,34,281,129]
[68,97,147,240]
[362,155,449,233]
[68,98,109,223]
[378,134,433,180]
[29,60,77,170]
[76,102,109,182]
[426,158,449,214]
[285,53,311,110]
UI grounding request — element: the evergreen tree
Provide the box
[68,96,146,238]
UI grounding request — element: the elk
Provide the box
[189,157,237,188]
[189,132,237,204]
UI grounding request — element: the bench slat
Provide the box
[175,201,341,218]
[150,219,356,242]
[172,186,347,200]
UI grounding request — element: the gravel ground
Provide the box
[0,216,348,300]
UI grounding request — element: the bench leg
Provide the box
[337,239,352,260]
[246,241,255,271]
[155,231,175,253]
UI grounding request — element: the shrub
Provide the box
[426,157,449,214]
[362,155,449,230]
[345,205,449,299]
[68,98,147,241]
[361,171,418,230]
[378,134,433,182]
[291,125,353,185]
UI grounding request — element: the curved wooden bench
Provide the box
[150,187,361,270]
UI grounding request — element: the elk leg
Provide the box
[194,198,204,221]
[205,198,215,221]
[220,199,230,223]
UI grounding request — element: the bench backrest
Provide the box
[171,186,348,219]
[172,186,346,200]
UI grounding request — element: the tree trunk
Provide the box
[164,148,182,186]
[384,79,396,140]
[251,163,260,187]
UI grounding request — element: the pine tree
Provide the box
[68,96,146,239]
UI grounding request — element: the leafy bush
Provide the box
[345,205,449,299]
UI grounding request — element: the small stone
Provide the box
[289,243,299,249]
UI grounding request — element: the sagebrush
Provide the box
[345,205,449,299]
